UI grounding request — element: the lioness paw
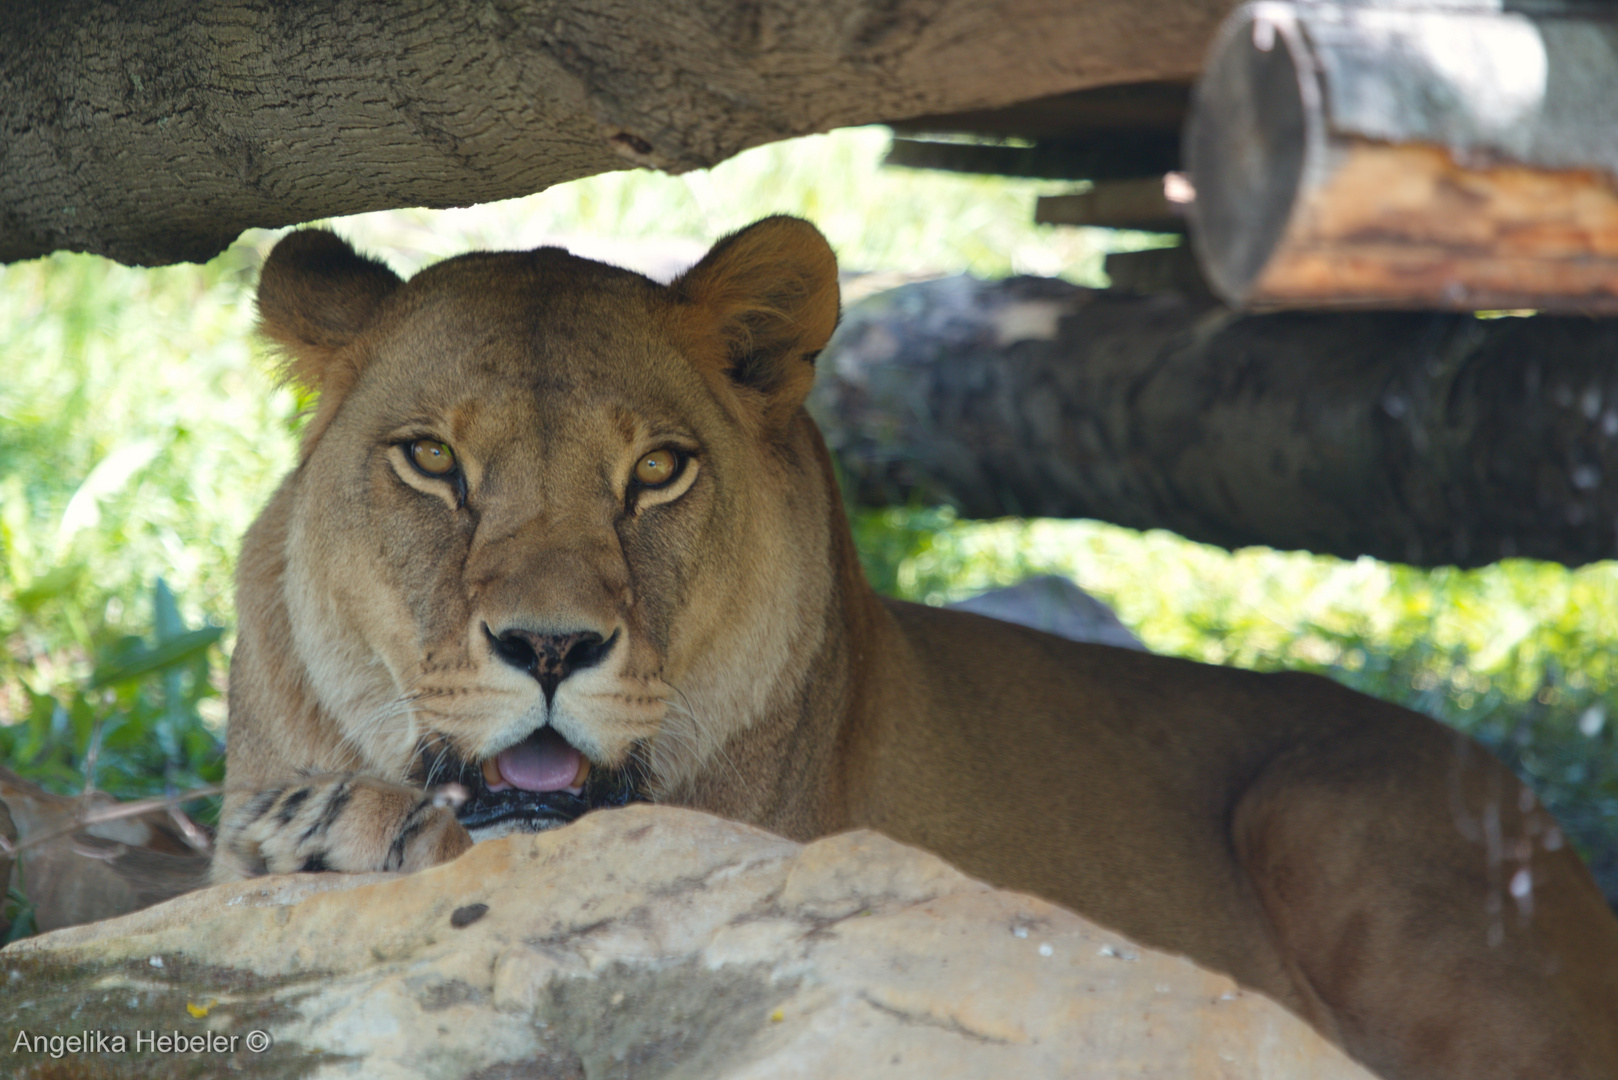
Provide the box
[216,775,473,880]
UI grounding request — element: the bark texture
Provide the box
[1,0,1237,266]
[812,275,1618,568]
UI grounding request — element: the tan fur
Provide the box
[222,218,1618,1080]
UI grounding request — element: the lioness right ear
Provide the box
[257,229,402,398]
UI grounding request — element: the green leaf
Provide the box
[153,577,185,640]
[12,562,85,611]
[88,626,222,688]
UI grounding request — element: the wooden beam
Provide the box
[888,80,1191,142]
[1103,244,1212,297]
[1035,175,1191,231]
[884,134,1181,181]
[1186,1,1618,312]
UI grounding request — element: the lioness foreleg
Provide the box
[214,774,472,882]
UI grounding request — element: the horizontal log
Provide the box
[1187,1,1618,312]
[1,0,1239,266]
[1103,244,1212,298]
[884,134,1181,181]
[812,274,1618,568]
[889,79,1190,142]
[1035,175,1190,231]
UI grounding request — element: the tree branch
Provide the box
[1,0,1237,265]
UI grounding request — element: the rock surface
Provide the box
[3,805,1372,1079]
[948,575,1147,651]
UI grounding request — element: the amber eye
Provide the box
[633,448,680,488]
[409,439,457,476]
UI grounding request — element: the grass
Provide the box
[1,125,1614,905]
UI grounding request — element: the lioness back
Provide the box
[223,218,1618,1080]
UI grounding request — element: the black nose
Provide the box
[487,626,616,703]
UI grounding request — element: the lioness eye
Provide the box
[409,439,457,476]
[633,449,679,488]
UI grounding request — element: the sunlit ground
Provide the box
[2,126,1614,896]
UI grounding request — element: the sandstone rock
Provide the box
[4,805,1373,1079]
[949,574,1147,651]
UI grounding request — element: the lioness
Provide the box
[220,218,1618,1080]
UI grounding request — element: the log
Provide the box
[1186,1,1618,312]
[888,81,1192,181]
[0,0,1239,266]
[812,275,1618,568]
[890,79,1191,143]
[883,134,1182,181]
[1102,243,1213,298]
[1034,175,1190,231]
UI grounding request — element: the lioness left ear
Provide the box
[669,216,840,429]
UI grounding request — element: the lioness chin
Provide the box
[219,217,1618,1080]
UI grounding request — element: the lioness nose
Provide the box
[487,626,615,704]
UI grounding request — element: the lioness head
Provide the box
[246,217,843,837]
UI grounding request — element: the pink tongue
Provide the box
[495,729,582,793]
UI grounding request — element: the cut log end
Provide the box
[1188,2,1618,314]
[1250,141,1618,312]
[1185,5,1309,306]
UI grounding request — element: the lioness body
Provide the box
[221,220,1618,1080]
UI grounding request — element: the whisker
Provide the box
[420,731,459,791]
[658,684,752,802]
[338,693,417,763]
[408,685,524,703]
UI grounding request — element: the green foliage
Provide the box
[0,576,221,945]
[0,578,224,806]
[1,236,274,827]
[0,240,298,708]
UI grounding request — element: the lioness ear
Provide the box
[257,230,401,453]
[258,229,401,384]
[669,216,840,429]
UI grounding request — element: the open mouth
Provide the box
[424,727,648,833]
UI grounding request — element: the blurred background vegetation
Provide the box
[2,126,1614,905]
